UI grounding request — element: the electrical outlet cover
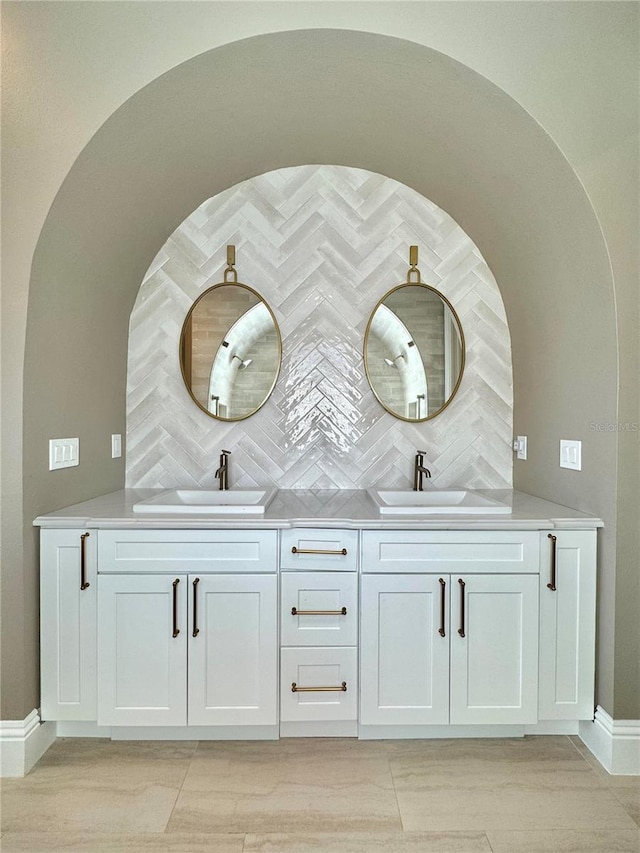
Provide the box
[516,435,527,460]
[560,439,582,470]
[111,434,122,458]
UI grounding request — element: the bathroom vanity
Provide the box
[35,489,600,740]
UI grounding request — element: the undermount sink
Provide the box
[133,487,277,515]
[367,488,511,515]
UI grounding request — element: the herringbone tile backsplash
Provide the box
[126,166,512,490]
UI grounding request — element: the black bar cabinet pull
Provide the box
[547,534,557,591]
[438,577,446,637]
[80,532,90,590]
[192,577,200,637]
[458,578,466,638]
[172,579,180,638]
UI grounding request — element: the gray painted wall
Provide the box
[3,14,636,722]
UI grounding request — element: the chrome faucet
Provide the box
[413,450,431,491]
[215,449,231,491]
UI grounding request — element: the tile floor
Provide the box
[1,736,638,852]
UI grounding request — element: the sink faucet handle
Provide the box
[221,449,231,455]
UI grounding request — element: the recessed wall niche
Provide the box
[126,165,512,490]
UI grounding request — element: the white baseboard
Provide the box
[0,709,56,777]
[359,720,579,739]
[4,707,634,777]
[56,721,113,738]
[525,720,580,735]
[280,720,358,737]
[56,721,279,740]
[579,705,640,775]
[359,723,527,739]
[108,724,279,740]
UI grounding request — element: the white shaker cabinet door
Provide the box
[188,574,278,726]
[450,574,539,725]
[360,574,450,725]
[40,529,97,721]
[97,574,187,726]
[538,530,597,720]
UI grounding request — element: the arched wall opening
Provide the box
[17,30,618,719]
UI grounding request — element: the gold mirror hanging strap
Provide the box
[407,244,422,284]
[224,244,238,283]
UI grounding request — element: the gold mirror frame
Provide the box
[179,250,282,422]
[363,248,466,423]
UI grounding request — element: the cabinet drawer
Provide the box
[98,529,277,573]
[362,530,539,574]
[281,573,358,646]
[280,529,358,571]
[280,647,357,722]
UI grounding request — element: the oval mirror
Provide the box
[179,281,281,421]
[364,275,465,422]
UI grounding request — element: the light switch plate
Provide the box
[514,435,527,460]
[111,434,122,459]
[49,438,79,470]
[560,439,582,470]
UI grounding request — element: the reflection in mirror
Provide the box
[180,283,281,421]
[364,284,465,422]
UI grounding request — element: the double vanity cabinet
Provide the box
[37,490,599,740]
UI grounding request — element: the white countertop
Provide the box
[33,489,603,530]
